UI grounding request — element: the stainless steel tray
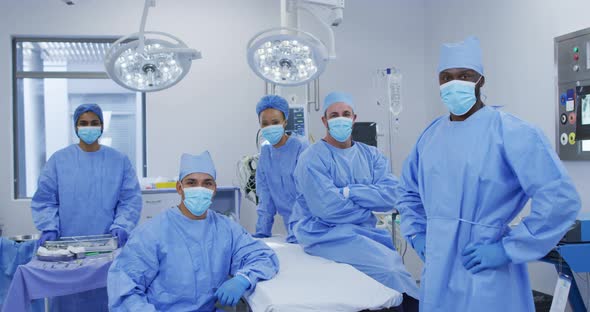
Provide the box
[37,253,76,262]
[43,234,118,252]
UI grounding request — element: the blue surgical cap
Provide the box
[179,151,217,181]
[323,92,355,114]
[437,36,484,75]
[74,103,104,126]
[256,95,289,120]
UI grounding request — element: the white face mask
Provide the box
[77,126,102,144]
[182,186,214,216]
[439,77,482,116]
[261,124,285,145]
[328,117,353,142]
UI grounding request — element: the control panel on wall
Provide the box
[555,28,590,160]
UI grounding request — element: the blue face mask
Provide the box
[439,77,481,116]
[328,117,353,143]
[261,124,285,145]
[183,187,214,216]
[77,126,102,144]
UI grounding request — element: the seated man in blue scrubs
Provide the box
[291,92,419,310]
[31,103,142,311]
[397,36,581,312]
[107,151,279,311]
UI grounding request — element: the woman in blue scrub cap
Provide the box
[253,95,307,243]
[30,103,142,311]
[32,103,142,247]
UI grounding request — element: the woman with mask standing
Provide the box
[31,103,142,312]
[253,95,307,243]
[32,103,142,247]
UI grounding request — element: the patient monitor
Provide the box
[285,105,308,139]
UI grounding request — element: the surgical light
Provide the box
[247,28,328,86]
[104,0,201,92]
[246,0,344,87]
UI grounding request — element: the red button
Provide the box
[574,53,579,61]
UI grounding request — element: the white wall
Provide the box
[0,0,429,241]
[300,0,429,176]
[1,0,587,304]
[0,0,279,236]
[422,0,590,304]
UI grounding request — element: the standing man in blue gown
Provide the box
[397,36,581,312]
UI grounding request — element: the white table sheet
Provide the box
[246,236,403,312]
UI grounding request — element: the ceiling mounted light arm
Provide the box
[246,27,323,53]
[131,1,200,59]
[111,30,201,59]
[104,0,201,92]
[137,0,156,52]
[290,0,344,59]
[246,0,343,86]
[298,5,336,59]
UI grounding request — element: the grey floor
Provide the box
[217,300,250,312]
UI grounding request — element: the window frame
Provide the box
[11,36,148,199]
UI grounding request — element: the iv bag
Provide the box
[373,67,403,117]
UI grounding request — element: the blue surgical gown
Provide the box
[107,207,279,311]
[291,140,419,299]
[397,106,581,312]
[255,136,308,242]
[0,238,41,310]
[31,144,142,237]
